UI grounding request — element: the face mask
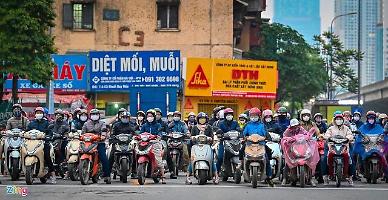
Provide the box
[90,115,99,121]
[335,119,344,126]
[251,117,259,122]
[137,116,144,121]
[35,114,43,120]
[121,118,129,124]
[353,116,360,121]
[147,117,154,122]
[368,119,375,125]
[13,111,22,118]
[302,116,310,122]
[265,117,272,123]
[226,115,233,121]
[198,118,207,124]
[239,119,246,124]
[173,117,180,121]
[80,115,88,122]
[279,114,286,119]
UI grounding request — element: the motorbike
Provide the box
[327,135,350,187]
[78,133,101,185]
[243,134,266,188]
[135,132,164,185]
[66,131,81,181]
[191,134,214,185]
[52,133,67,178]
[359,133,386,184]
[3,129,23,181]
[167,132,186,176]
[267,132,282,180]
[281,132,319,188]
[220,131,242,183]
[21,130,54,185]
[110,133,133,183]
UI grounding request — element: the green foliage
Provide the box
[313,32,361,94]
[245,23,328,103]
[0,0,56,85]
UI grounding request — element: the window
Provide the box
[157,0,179,30]
[63,3,94,30]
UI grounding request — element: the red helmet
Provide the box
[366,111,376,119]
[224,108,234,115]
[249,107,261,116]
[34,107,44,113]
[262,109,273,117]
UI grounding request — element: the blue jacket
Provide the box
[277,117,290,136]
[168,121,189,134]
[354,123,384,158]
[140,121,162,136]
[352,120,364,129]
[219,120,239,133]
[243,121,269,145]
[27,119,50,135]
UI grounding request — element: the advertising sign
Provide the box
[185,58,278,99]
[89,51,180,91]
[4,54,88,92]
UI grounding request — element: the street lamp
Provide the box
[328,12,358,100]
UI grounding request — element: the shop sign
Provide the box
[89,51,180,91]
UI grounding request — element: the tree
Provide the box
[0,0,56,103]
[245,23,328,111]
[314,32,361,98]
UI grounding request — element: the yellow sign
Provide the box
[185,58,278,99]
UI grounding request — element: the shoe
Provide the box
[50,176,57,184]
[185,177,192,185]
[213,176,219,185]
[63,171,69,180]
[266,179,274,187]
[323,175,329,186]
[170,173,177,179]
[104,176,111,184]
[353,175,361,181]
[311,179,317,187]
[281,178,287,186]
[347,177,354,186]
[161,178,166,184]
[131,173,137,179]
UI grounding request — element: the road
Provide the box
[1,175,388,200]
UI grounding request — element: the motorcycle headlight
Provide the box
[84,136,91,142]
[118,135,129,142]
[141,135,148,141]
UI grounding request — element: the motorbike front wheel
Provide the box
[299,166,305,188]
[25,165,34,185]
[10,158,20,181]
[198,169,208,185]
[172,154,179,176]
[68,163,79,181]
[335,163,343,188]
[120,158,129,183]
[234,167,242,184]
[137,163,146,185]
[251,167,258,188]
[371,162,378,184]
[79,159,90,185]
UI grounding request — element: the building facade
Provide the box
[273,0,321,45]
[383,0,388,78]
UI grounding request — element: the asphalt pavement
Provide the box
[1,174,388,200]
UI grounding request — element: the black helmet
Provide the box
[197,112,209,121]
[12,104,22,111]
[121,111,130,118]
[146,109,156,117]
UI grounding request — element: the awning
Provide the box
[2,93,86,104]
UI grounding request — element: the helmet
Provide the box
[213,106,222,114]
[173,111,182,116]
[137,111,146,117]
[290,119,300,127]
[197,112,208,121]
[146,109,156,117]
[167,112,174,117]
[379,113,388,119]
[300,109,311,116]
[224,108,234,115]
[262,109,273,117]
[121,111,130,117]
[313,113,323,119]
[12,104,22,110]
[118,108,127,114]
[353,111,362,117]
[249,107,261,116]
[188,112,196,117]
[34,107,45,113]
[238,113,248,120]
[273,113,279,118]
[343,111,352,117]
[154,108,162,115]
[79,109,88,115]
[217,109,225,119]
[277,107,287,114]
[333,113,344,119]
[63,110,70,117]
[74,108,81,115]
[54,109,64,116]
[333,110,342,117]
[90,109,100,115]
[366,111,377,119]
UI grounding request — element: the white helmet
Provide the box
[217,109,225,119]
[290,119,300,127]
[300,109,311,118]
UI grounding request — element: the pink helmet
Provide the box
[249,107,261,116]
[262,109,273,117]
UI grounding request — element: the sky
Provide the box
[262,0,335,34]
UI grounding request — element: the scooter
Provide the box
[220,131,242,183]
[167,132,186,176]
[359,133,386,184]
[3,129,23,181]
[135,132,164,185]
[110,133,133,183]
[327,135,350,187]
[78,133,101,185]
[243,134,266,188]
[66,131,81,181]
[21,130,54,185]
[267,132,282,180]
[191,134,214,185]
[282,132,318,188]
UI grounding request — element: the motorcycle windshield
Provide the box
[281,134,319,172]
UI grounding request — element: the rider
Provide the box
[243,107,274,187]
[167,111,190,179]
[378,113,388,128]
[72,109,88,131]
[6,104,30,130]
[313,113,327,135]
[166,112,174,124]
[322,112,354,186]
[262,109,282,136]
[237,113,248,131]
[81,109,111,184]
[186,112,219,184]
[299,109,320,138]
[276,107,290,137]
[209,106,224,125]
[186,112,197,132]
[140,109,162,135]
[27,107,55,183]
[154,108,168,134]
[134,111,146,132]
[49,109,70,167]
[352,111,364,129]
[71,108,81,128]
[216,108,239,175]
